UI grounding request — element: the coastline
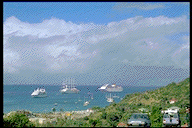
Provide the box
[4,108,96,125]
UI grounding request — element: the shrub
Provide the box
[101,112,107,119]
[150,106,163,127]
[92,106,101,110]
[106,111,122,127]
[83,116,89,120]
[3,112,34,127]
[116,106,125,113]
[143,94,149,100]
[137,102,143,106]
[52,108,56,113]
[89,119,98,127]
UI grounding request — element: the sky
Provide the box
[3,2,190,86]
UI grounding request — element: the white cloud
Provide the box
[3,16,96,38]
[45,44,79,58]
[3,15,189,75]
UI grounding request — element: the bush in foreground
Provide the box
[3,112,34,127]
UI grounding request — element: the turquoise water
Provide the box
[3,85,160,114]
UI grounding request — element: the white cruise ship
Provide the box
[31,88,47,98]
[105,84,123,92]
[98,84,109,91]
[99,84,123,92]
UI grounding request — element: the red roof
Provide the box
[117,122,128,127]
[181,123,188,128]
[169,98,177,101]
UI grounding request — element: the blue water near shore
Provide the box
[3,85,160,114]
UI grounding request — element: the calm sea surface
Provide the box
[3,85,160,114]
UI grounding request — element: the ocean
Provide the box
[3,85,160,114]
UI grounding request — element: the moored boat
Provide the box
[105,84,123,92]
[106,93,114,102]
[60,78,80,94]
[31,88,47,98]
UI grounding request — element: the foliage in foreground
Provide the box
[3,112,34,127]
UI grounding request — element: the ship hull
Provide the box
[106,88,123,92]
[98,89,107,92]
[61,89,79,94]
[107,98,114,102]
[83,101,89,106]
[31,94,47,98]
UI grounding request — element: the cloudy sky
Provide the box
[3,2,189,86]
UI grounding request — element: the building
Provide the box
[29,118,47,125]
[65,112,71,117]
[86,108,94,113]
[117,122,128,127]
[139,108,149,112]
[169,98,177,104]
[161,106,180,114]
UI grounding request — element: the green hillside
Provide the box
[87,77,190,127]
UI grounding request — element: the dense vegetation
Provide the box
[3,111,34,127]
[100,77,190,127]
[3,77,190,127]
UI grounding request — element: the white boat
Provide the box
[78,96,82,102]
[88,92,93,99]
[107,93,114,102]
[112,95,120,98]
[98,84,109,91]
[60,78,80,94]
[83,96,90,106]
[105,84,123,92]
[31,88,47,98]
[83,101,90,106]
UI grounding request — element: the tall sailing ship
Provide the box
[60,78,80,94]
[106,93,114,102]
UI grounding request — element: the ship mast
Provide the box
[72,78,73,89]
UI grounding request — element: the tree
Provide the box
[3,118,12,127]
[3,112,34,127]
[52,108,56,113]
[143,94,149,100]
[92,106,102,111]
[150,105,163,127]
[60,108,63,112]
[89,119,98,127]
[83,116,89,120]
[106,112,122,127]
[101,112,107,119]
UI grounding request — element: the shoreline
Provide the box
[4,108,96,125]
[4,108,95,115]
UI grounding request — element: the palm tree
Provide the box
[52,108,56,114]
